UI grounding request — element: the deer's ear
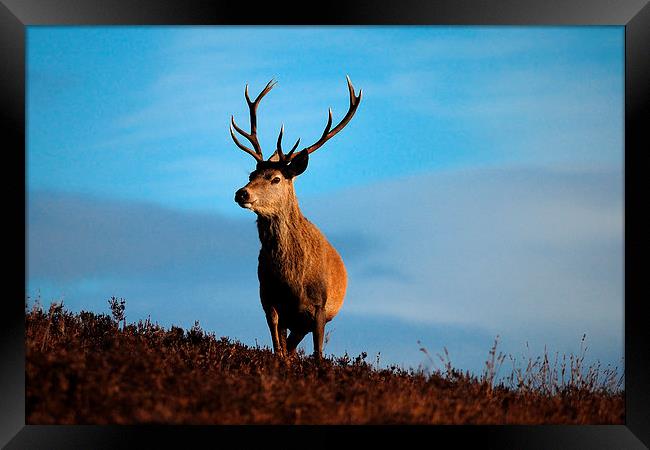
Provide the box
[284,149,309,178]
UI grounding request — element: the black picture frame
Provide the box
[3,0,648,448]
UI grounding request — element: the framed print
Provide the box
[3,0,649,448]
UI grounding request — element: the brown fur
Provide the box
[237,168,346,359]
[230,78,361,359]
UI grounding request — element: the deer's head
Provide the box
[231,77,362,217]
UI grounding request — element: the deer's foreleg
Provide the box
[265,307,284,357]
[279,326,288,356]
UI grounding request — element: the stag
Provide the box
[230,77,362,360]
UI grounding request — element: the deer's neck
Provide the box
[256,198,310,261]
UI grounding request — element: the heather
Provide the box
[26,299,623,425]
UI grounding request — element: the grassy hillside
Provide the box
[26,299,624,424]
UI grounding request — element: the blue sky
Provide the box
[27,26,623,374]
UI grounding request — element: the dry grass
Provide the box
[26,299,624,425]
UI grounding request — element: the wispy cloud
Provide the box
[26,27,621,215]
[304,164,622,335]
[27,163,623,370]
[27,27,624,371]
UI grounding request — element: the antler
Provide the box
[296,75,362,158]
[229,76,362,164]
[229,79,277,162]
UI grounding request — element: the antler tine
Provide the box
[285,137,301,160]
[246,79,277,108]
[230,79,277,161]
[273,124,301,162]
[230,123,263,161]
[297,76,362,158]
[269,124,285,162]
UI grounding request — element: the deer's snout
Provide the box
[235,188,249,203]
[235,187,256,209]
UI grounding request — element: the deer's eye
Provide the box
[271,177,281,184]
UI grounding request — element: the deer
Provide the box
[229,76,362,360]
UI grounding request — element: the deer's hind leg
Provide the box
[286,329,308,356]
[312,305,326,360]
